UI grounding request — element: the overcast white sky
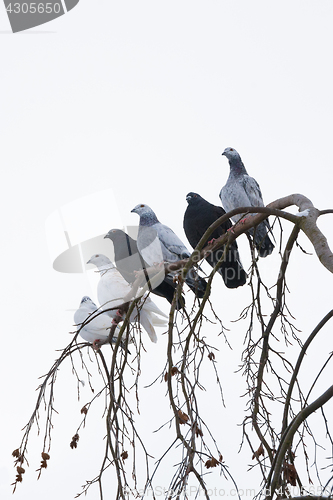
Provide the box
[1,1,333,499]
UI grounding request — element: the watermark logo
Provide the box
[45,189,166,300]
[3,0,80,33]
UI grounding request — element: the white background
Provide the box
[1,1,333,499]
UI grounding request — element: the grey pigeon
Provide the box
[131,204,208,298]
[184,192,247,288]
[104,229,185,309]
[220,147,274,257]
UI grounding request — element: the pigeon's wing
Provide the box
[184,203,229,248]
[241,175,265,208]
[220,181,249,215]
[209,205,232,236]
[153,222,206,297]
[155,222,190,261]
[137,226,164,266]
[97,269,132,314]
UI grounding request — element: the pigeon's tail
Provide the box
[204,245,247,289]
[185,268,208,299]
[216,249,247,289]
[251,222,275,258]
[136,310,158,343]
[257,234,275,257]
[140,295,168,318]
[149,313,168,326]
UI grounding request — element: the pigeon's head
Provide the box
[131,203,152,216]
[186,192,202,205]
[104,228,124,241]
[80,296,96,307]
[222,147,241,161]
[131,204,159,225]
[86,254,114,269]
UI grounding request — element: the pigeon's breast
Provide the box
[220,181,251,223]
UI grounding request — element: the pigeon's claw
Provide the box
[208,238,217,245]
[92,339,101,350]
[227,226,236,235]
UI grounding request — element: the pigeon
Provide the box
[104,229,185,309]
[220,147,274,257]
[74,296,128,349]
[183,193,247,288]
[131,204,208,298]
[86,254,168,343]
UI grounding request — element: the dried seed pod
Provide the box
[205,456,219,469]
[252,443,264,460]
[70,434,80,449]
[177,409,189,424]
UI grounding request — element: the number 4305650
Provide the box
[6,3,61,14]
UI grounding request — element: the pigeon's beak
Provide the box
[86,259,92,265]
[186,195,192,202]
[104,234,109,239]
[130,208,136,213]
[221,151,226,156]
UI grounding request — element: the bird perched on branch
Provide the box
[183,192,247,288]
[74,296,129,350]
[220,147,275,257]
[87,254,167,343]
[131,204,208,298]
[104,229,185,309]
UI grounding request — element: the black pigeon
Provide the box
[183,193,247,288]
[104,229,185,309]
[220,147,274,257]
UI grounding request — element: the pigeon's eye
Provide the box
[230,148,234,151]
[96,254,99,257]
[140,204,145,208]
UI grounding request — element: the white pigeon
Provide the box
[86,254,167,343]
[74,296,123,346]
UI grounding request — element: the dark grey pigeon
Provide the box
[104,229,185,309]
[183,193,247,288]
[220,147,274,257]
[131,204,208,299]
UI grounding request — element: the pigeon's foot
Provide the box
[153,262,164,268]
[92,339,101,350]
[239,217,249,224]
[227,226,236,235]
[208,238,217,245]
